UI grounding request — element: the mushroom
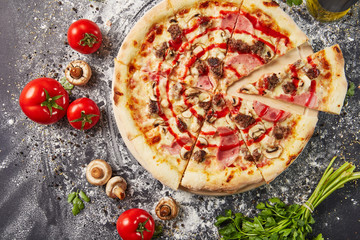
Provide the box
[86,159,112,186]
[232,97,240,106]
[198,136,208,147]
[105,176,127,200]
[155,197,178,220]
[225,113,236,129]
[199,92,211,103]
[65,60,92,86]
[249,125,266,139]
[153,118,166,127]
[263,145,283,159]
[181,110,192,119]
[184,88,200,97]
[180,147,191,160]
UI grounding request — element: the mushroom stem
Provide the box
[113,185,126,200]
[70,66,83,79]
[160,205,171,217]
[91,167,104,179]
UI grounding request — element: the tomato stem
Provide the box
[136,217,151,240]
[79,33,98,48]
[70,110,99,130]
[40,88,64,116]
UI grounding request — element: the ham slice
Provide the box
[221,12,238,30]
[226,54,263,75]
[216,127,240,167]
[234,14,254,34]
[162,136,192,155]
[197,75,213,91]
[253,101,291,122]
[277,93,318,109]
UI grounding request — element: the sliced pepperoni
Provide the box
[253,101,291,123]
[221,12,239,30]
[234,14,254,34]
[196,75,214,91]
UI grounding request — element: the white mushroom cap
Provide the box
[65,60,92,86]
[155,197,178,220]
[105,176,127,200]
[86,159,112,186]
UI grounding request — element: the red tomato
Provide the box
[67,19,102,54]
[19,78,69,125]
[116,208,155,240]
[67,98,100,130]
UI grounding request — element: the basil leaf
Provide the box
[72,204,80,216]
[79,190,91,202]
[67,192,76,203]
[59,77,74,94]
[74,197,84,210]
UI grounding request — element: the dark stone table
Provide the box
[0,0,359,239]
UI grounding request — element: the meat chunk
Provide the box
[250,41,265,56]
[228,38,250,53]
[234,113,255,129]
[149,100,159,115]
[199,101,211,110]
[177,118,187,132]
[193,150,207,163]
[155,42,168,59]
[273,126,290,140]
[167,24,182,40]
[195,60,208,76]
[266,73,279,90]
[199,16,211,27]
[282,82,296,94]
[212,93,225,107]
[207,57,224,78]
[252,149,262,161]
[306,67,320,79]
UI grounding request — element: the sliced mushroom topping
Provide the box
[155,197,178,220]
[225,113,236,129]
[173,104,188,115]
[232,97,240,106]
[249,125,266,139]
[199,92,211,103]
[263,145,283,159]
[193,149,207,163]
[153,118,166,127]
[181,110,192,119]
[206,110,217,123]
[239,84,259,94]
[150,93,158,102]
[184,88,200,97]
[197,137,208,147]
[180,147,191,160]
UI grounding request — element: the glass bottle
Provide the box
[306,0,359,22]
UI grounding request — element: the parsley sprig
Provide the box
[215,156,360,240]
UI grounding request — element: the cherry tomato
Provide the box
[67,98,100,130]
[19,78,69,125]
[116,208,155,240]
[67,19,102,54]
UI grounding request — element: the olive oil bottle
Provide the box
[306,0,358,21]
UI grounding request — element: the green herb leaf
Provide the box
[74,197,85,210]
[59,77,74,94]
[215,156,360,240]
[152,223,163,239]
[347,81,355,96]
[67,192,76,203]
[79,190,91,202]
[72,204,80,216]
[286,0,303,6]
[313,233,324,240]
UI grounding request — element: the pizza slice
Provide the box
[238,45,348,114]
[228,97,318,183]
[167,0,243,92]
[219,0,309,90]
[181,93,265,193]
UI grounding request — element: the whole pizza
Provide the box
[112,0,347,194]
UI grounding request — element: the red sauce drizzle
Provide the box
[242,11,290,46]
[214,107,230,119]
[232,29,276,53]
[224,65,242,79]
[200,130,217,136]
[219,142,241,151]
[289,64,299,95]
[246,127,272,146]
